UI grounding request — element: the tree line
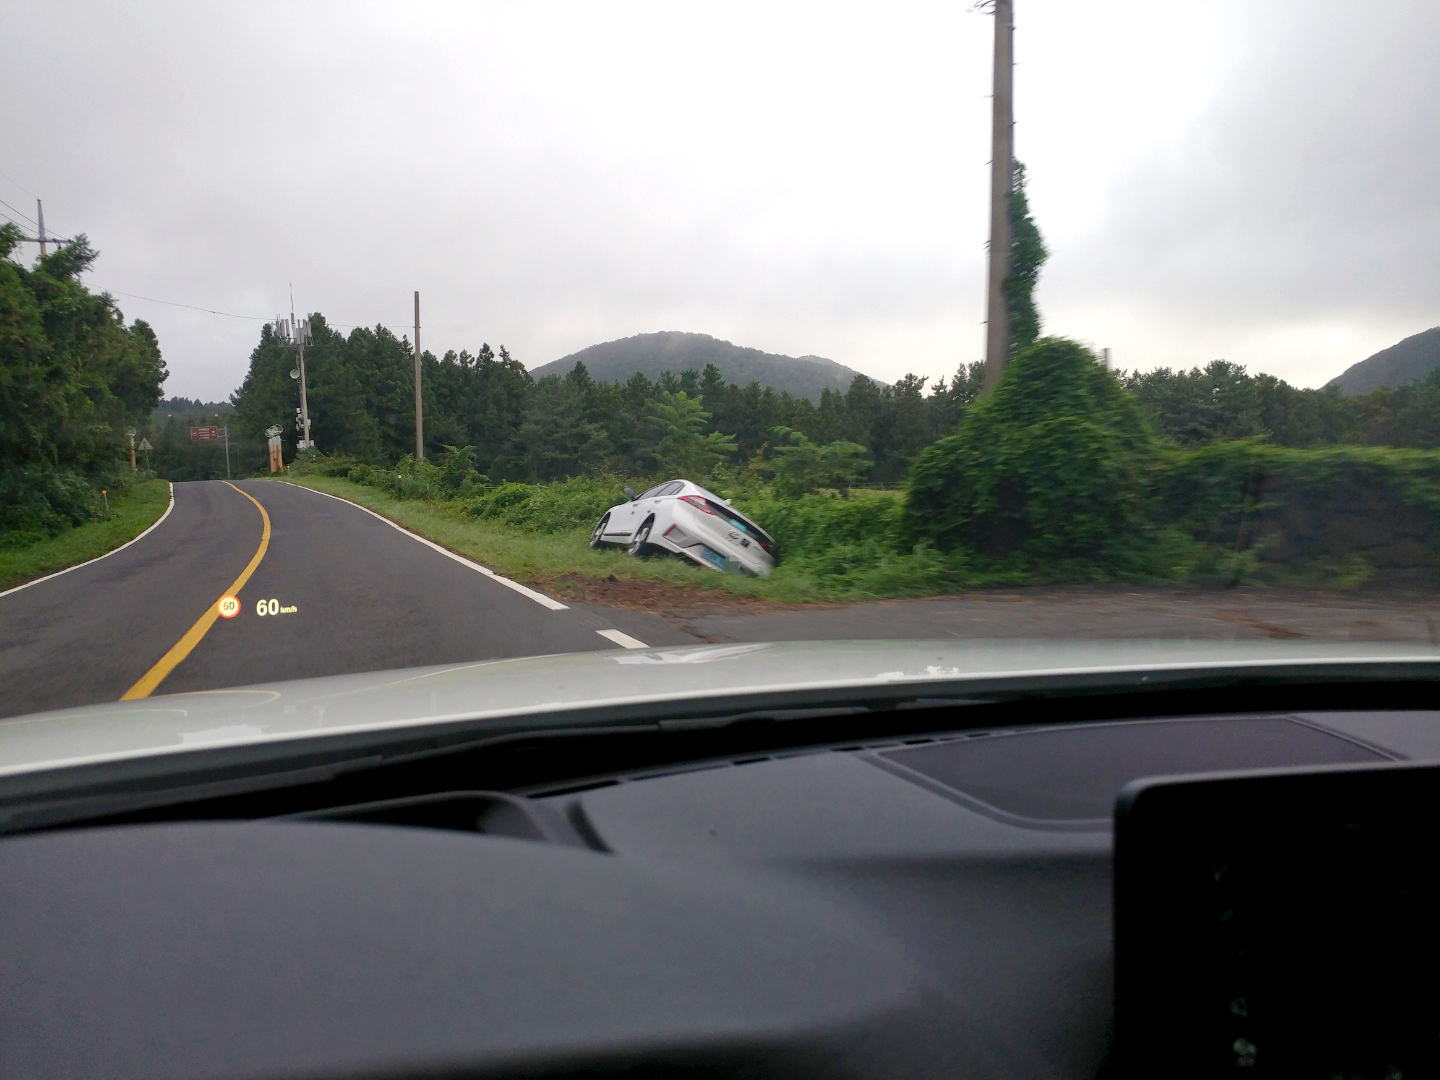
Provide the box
[1122,359,1440,449]
[223,313,989,485]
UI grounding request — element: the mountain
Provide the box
[1324,327,1440,395]
[530,332,877,402]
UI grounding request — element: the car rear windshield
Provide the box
[700,498,775,550]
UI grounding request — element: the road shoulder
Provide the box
[0,479,174,595]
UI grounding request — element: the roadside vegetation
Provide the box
[286,336,1440,605]
[10,178,1434,607]
[0,477,171,591]
[0,223,168,573]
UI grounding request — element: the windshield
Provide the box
[1,2,1437,724]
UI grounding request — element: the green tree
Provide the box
[0,225,167,539]
[509,375,608,482]
[647,390,737,476]
[768,427,873,496]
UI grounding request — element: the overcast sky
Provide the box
[3,1,1436,401]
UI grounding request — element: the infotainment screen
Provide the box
[1115,761,1440,1078]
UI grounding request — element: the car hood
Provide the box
[1,639,1437,780]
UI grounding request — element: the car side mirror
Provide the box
[623,486,637,501]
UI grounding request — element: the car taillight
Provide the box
[760,539,776,556]
[679,495,716,514]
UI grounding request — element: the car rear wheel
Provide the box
[588,514,609,549]
[628,519,652,558]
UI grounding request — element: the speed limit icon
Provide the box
[217,595,242,619]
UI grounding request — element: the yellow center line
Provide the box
[120,481,272,701]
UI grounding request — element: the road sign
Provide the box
[137,437,153,451]
[217,596,241,619]
[190,426,220,442]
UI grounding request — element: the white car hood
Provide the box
[0,639,1436,779]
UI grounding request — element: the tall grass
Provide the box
[281,462,979,602]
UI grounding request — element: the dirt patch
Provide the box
[536,572,824,617]
[1212,609,1308,639]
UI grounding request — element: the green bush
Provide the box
[905,338,1157,571]
[738,490,904,560]
[466,475,626,533]
[0,466,103,548]
[1152,441,1440,584]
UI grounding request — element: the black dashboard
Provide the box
[3,707,1439,1078]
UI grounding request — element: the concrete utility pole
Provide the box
[980,0,1015,398]
[275,303,314,452]
[36,200,47,257]
[294,300,311,451]
[414,290,423,461]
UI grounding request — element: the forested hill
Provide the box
[1324,327,1440,395]
[531,332,877,402]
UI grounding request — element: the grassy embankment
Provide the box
[277,474,949,607]
[0,478,172,591]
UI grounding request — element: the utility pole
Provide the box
[414,290,423,461]
[275,302,314,453]
[36,200,46,256]
[292,289,311,451]
[223,423,232,479]
[980,0,1015,398]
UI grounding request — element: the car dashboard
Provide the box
[3,702,1438,1078]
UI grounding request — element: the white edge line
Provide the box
[276,481,569,611]
[0,482,175,601]
[596,628,649,650]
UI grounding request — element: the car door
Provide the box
[616,484,661,539]
[631,482,682,539]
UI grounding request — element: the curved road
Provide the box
[0,480,690,719]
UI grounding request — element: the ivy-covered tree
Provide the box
[1003,162,1048,353]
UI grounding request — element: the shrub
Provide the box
[738,489,905,560]
[0,466,100,548]
[1152,441,1440,584]
[371,456,441,500]
[905,337,1158,571]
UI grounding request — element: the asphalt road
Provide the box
[0,480,690,719]
[5,479,1436,722]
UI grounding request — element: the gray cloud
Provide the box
[2,1,1433,398]
[1040,0,1439,382]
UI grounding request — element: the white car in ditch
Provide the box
[589,479,778,577]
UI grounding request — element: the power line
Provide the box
[0,168,39,200]
[0,196,39,226]
[93,285,411,331]
[98,288,268,321]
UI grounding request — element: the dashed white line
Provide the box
[596,628,649,649]
[277,481,570,611]
[0,483,175,600]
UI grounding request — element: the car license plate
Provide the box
[700,547,727,569]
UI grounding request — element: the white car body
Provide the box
[591,479,777,577]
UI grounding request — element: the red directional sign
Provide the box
[190,426,220,442]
